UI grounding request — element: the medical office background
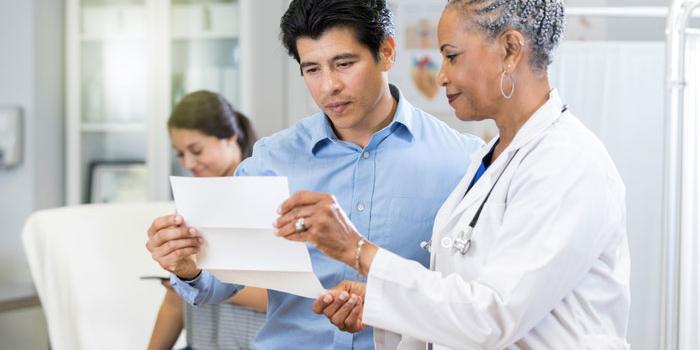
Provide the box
[0,0,698,349]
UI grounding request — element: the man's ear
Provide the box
[379,36,397,71]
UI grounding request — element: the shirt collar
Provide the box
[309,84,416,154]
[507,88,565,151]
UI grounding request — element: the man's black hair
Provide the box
[280,0,395,63]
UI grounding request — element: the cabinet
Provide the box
[66,0,256,204]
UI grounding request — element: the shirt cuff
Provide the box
[170,270,213,305]
[170,273,195,305]
[171,270,244,306]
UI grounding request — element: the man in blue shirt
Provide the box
[145,0,483,349]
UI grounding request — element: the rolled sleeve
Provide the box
[170,271,242,306]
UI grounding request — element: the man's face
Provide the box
[296,27,393,134]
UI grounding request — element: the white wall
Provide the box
[0,0,64,279]
[0,0,64,281]
[0,0,36,286]
[0,0,62,347]
[239,0,293,137]
[33,0,65,214]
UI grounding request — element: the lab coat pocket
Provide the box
[579,334,630,350]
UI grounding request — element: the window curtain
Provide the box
[549,41,666,350]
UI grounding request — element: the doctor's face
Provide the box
[437,6,503,121]
[296,26,395,134]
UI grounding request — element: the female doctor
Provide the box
[274,0,630,349]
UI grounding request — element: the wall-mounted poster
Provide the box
[389,1,450,115]
[389,1,497,142]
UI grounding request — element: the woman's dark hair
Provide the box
[167,90,257,158]
[280,0,395,64]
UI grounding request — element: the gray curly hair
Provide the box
[447,0,565,73]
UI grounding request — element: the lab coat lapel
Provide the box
[441,145,511,229]
[432,138,496,236]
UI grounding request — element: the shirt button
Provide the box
[357,203,365,211]
[362,151,370,159]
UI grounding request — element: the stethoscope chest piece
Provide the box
[452,226,474,255]
[439,227,474,255]
[453,236,472,255]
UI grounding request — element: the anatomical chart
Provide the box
[389,1,451,114]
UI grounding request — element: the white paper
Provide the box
[170,176,325,299]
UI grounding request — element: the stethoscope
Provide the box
[420,105,568,256]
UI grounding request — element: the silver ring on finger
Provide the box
[294,217,306,233]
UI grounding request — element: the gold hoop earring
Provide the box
[500,70,515,99]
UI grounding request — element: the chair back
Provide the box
[22,202,174,349]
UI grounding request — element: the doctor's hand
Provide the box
[146,214,203,280]
[275,191,361,267]
[313,280,366,333]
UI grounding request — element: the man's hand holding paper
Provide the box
[167,176,325,299]
[146,214,203,280]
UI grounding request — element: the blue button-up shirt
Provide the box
[171,85,484,350]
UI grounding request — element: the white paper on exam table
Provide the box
[169,176,325,299]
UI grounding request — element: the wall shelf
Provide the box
[80,122,146,133]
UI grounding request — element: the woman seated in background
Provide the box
[148,90,267,350]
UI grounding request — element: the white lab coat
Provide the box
[363,90,630,350]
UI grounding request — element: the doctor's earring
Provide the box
[500,68,515,99]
